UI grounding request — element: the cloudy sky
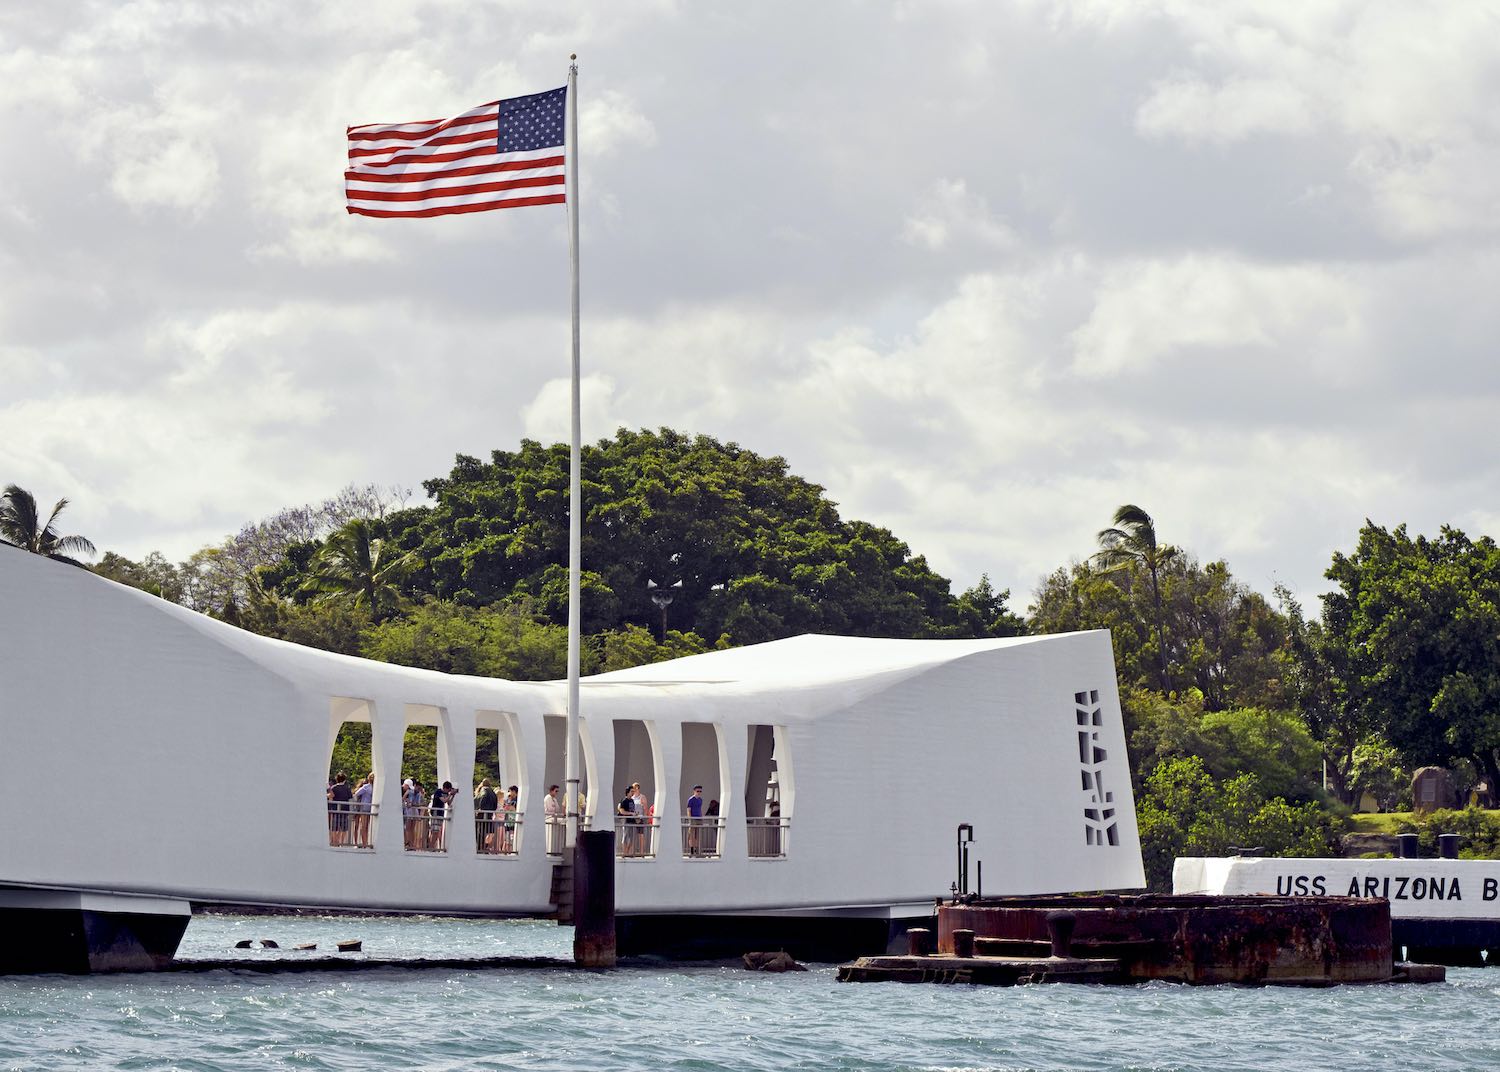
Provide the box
[3,0,1498,609]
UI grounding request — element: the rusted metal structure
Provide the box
[840,894,1444,986]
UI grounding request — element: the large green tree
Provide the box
[1030,555,1284,711]
[1322,522,1500,788]
[0,484,95,566]
[384,428,1014,645]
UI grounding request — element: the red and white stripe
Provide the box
[346,101,565,219]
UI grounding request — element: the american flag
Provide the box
[346,87,567,219]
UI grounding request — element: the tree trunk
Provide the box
[1149,565,1172,693]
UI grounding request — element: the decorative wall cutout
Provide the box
[1076,689,1118,847]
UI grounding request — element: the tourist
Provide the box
[430,780,454,851]
[404,779,423,850]
[685,785,705,856]
[632,782,650,856]
[352,773,374,848]
[544,784,563,853]
[502,785,519,853]
[705,797,721,856]
[327,771,353,846]
[476,779,498,853]
[617,785,637,856]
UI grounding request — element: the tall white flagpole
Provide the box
[564,56,582,850]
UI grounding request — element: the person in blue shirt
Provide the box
[686,785,705,856]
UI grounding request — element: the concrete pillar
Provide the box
[573,829,616,968]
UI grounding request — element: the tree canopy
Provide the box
[383,428,1022,646]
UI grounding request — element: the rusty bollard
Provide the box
[1045,911,1076,959]
[952,929,975,958]
[907,928,932,956]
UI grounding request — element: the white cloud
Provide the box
[901,179,1016,252]
[1070,256,1362,377]
[521,373,621,443]
[579,90,657,157]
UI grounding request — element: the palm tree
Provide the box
[0,484,96,567]
[299,517,415,621]
[1094,503,1178,691]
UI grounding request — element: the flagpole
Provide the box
[564,56,582,851]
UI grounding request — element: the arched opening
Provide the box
[745,724,792,858]
[474,711,523,855]
[400,704,452,853]
[679,722,727,859]
[612,719,662,859]
[326,698,378,851]
[543,714,595,855]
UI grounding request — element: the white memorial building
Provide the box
[0,548,1145,967]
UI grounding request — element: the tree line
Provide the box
[7,431,1500,886]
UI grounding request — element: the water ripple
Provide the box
[3,915,1499,1071]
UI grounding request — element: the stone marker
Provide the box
[337,940,362,953]
[295,943,317,951]
[1411,767,1457,814]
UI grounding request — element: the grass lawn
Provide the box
[1347,812,1415,834]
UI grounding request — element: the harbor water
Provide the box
[2,914,1498,1071]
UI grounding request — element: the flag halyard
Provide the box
[346,88,567,219]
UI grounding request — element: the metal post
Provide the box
[956,824,974,897]
[563,56,582,850]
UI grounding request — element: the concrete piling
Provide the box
[572,829,617,968]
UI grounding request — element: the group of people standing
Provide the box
[473,779,521,854]
[401,777,458,851]
[616,781,655,857]
[325,771,375,848]
[327,774,724,858]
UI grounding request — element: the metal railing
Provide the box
[615,815,660,859]
[403,804,451,852]
[746,816,790,858]
[327,800,378,850]
[544,813,595,855]
[474,809,523,855]
[680,816,725,858]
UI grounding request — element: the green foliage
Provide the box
[1322,522,1500,786]
[384,428,1017,644]
[1123,688,1321,803]
[93,550,185,602]
[328,722,372,784]
[1135,756,1343,890]
[1031,555,1284,712]
[361,598,568,680]
[299,517,416,622]
[593,624,712,673]
[1348,739,1407,812]
[399,725,439,787]
[1392,808,1500,859]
